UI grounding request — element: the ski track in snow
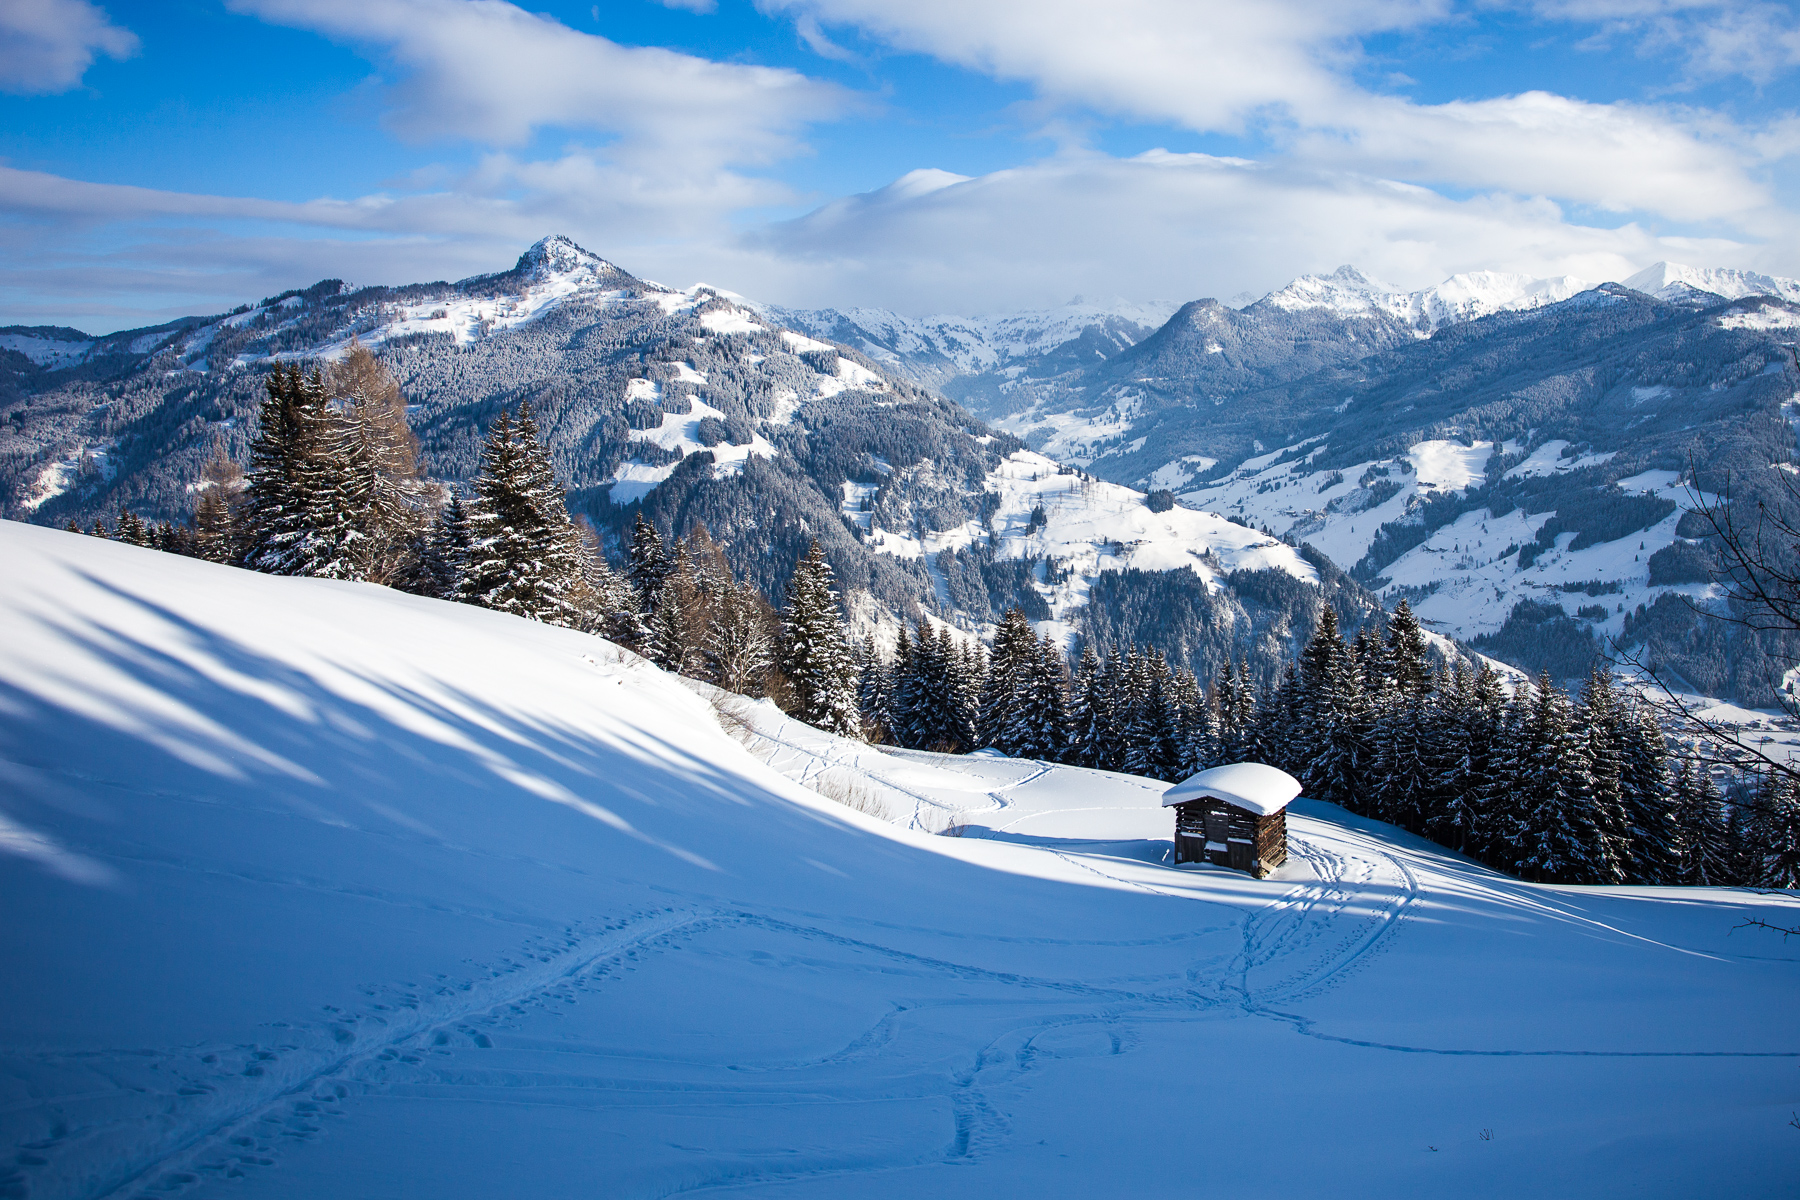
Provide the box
[22,908,711,1200]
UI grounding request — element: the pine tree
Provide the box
[1747,772,1800,890]
[243,364,335,576]
[460,405,587,627]
[1673,760,1735,886]
[777,541,861,737]
[627,514,670,615]
[978,608,1036,751]
[115,509,150,546]
[1503,674,1607,884]
[1617,697,1676,884]
[1069,643,1108,769]
[1384,599,1431,697]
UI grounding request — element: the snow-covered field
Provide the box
[2,520,1797,1200]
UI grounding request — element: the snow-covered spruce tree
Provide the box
[1575,668,1633,881]
[977,608,1036,751]
[1745,771,1800,889]
[1003,634,1070,761]
[1069,643,1109,770]
[1369,683,1437,833]
[646,538,702,674]
[1244,662,1302,778]
[855,638,891,739]
[115,509,150,547]
[1295,607,1367,810]
[1616,694,1676,884]
[777,540,861,737]
[242,364,334,576]
[459,404,587,627]
[417,495,472,600]
[886,626,918,746]
[626,514,670,617]
[951,637,985,752]
[1121,651,1182,781]
[1503,673,1612,885]
[1384,599,1432,697]
[1673,760,1736,886]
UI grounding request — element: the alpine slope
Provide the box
[1,519,1795,1200]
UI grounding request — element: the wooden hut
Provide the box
[1163,763,1300,879]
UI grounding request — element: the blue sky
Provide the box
[4,0,1800,331]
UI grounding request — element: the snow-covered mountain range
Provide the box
[7,238,1800,697]
[0,237,1353,685]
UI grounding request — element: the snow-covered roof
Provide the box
[1161,763,1301,816]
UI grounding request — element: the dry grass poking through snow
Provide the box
[705,691,893,822]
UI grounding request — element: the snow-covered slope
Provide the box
[3,522,1797,1199]
[1175,435,1700,645]
[861,448,1319,644]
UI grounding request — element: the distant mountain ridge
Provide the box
[0,236,1368,689]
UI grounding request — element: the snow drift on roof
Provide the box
[1161,762,1301,815]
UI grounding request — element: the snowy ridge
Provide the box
[866,448,1318,645]
[2,521,1796,1199]
[1257,265,1600,333]
[766,297,1179,378]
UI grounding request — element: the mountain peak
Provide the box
[516,235,615,279]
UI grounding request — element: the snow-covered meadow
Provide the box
[1,520,1796,1199]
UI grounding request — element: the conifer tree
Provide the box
[243,364,335,576]
[777,541,861,737]
[1502,673,1608,884]
[1296,607,1366,809]
[978,608,1036,749]
[1070,643,1109,769]
[1384,599,1432,697]
[1616,696,1675,884]
[459,404,587,627]
[887,626,918,745]
[627,514,670,615]
[1747,772,1800,889]
[1673,760,1735,886]
[115,509,150,546]
[1005,634,1070,761]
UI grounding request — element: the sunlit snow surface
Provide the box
[2,521,1797,1200]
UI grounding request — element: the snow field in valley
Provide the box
[2,520,1797,1199]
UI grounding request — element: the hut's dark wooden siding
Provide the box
[1172,797,1286,878]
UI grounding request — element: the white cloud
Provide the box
[229,0,850,164]
[765,0,1788,226]
[0,0,137,94]
[730,150,1773,314]
[1529,1,1800,85]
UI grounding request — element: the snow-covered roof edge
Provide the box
[1161,762,1301,816]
